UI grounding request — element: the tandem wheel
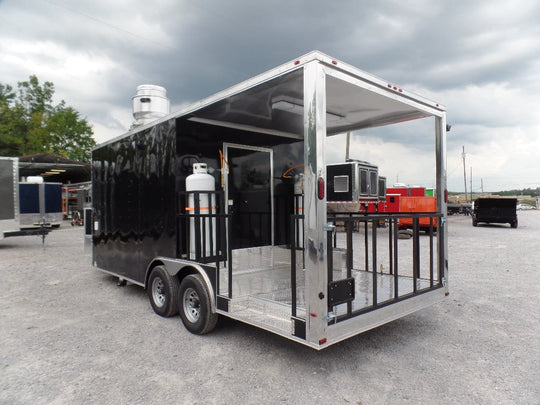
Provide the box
[147,265,180,317]
[179,273,218,335]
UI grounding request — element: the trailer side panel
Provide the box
[0,158,16,220]
[92,119,177,283]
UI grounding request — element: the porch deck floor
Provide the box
[218,246,435,332]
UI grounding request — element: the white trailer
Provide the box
[92,51,448,349]
[0,157,20,239]
[0,157,52,240]
[19,180,63,228]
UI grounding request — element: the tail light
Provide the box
[318,177,325,199]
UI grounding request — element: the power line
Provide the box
[43,0,178,52]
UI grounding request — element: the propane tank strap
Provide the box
[219,149,229,188]
[185,206,216,211]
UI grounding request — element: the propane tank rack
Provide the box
[177,190,229,264]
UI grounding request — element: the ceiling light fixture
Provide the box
[271,99,345,123]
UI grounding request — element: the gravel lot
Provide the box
[1,211,539,404]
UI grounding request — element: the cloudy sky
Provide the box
[1,0,539,192]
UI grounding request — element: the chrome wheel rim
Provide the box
[183,287,200,323]
[151,277,166,308]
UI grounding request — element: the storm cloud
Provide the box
[1,0,539,191]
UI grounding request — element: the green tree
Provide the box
[47,103,95,162]
[0,75,96,162]
[0,83,23,156]
[17,75,54,115]
[0,83,15,104]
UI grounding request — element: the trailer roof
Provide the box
[99,51,445,147]
[18,153,91,183]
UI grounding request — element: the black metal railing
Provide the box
[177,190,233,299]
[325,212,444,323]
[177,190,228,263]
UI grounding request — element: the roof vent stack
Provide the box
[132,84,170,127]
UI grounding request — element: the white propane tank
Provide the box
[294,173,304,195]
[186,163,216,259]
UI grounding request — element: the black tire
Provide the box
[472,220,478,227]
[179,274,217,335]
[398,229,413,239]
[147,265,180,317]
[511,220,518,228]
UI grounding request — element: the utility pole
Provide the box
[345,131,350,161]
[462,146,467,203]
[470,166,473,202]
[481,178,484,194]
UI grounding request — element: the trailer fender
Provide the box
[145,257,216,312]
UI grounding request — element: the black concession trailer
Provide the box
[472,198,518,228]
[92,51,449,349]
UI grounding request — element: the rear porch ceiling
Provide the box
[188,66,431,138]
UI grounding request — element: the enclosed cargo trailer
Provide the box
[386,186,409,197]
[0,157,20,239]
[472,198,517,228]
[0,157,51,240]
[19,181,63,228]
[398,196,438,231]
[92,51,448,349]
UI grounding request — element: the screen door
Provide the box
[224,143,273,249]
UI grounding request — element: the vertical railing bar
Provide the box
[291,215,297,318]
[327,228,333,313]
[216,192,221,260]
[412,216,419,293]
[209,192,214,259]
[176,193,181,258]
[333,214,337,247]
[429,216,434,287]
[300,195,305,269]
[346,219,353,276]
[213,193,219,294]
[194,192,201,261]
[327,228,334,282]
[184,194,190,259]
[227,211,233,298]
[364,220,369,272]
[439,213,444,285]
[347,218,353,317]
[388,218,393,275]
[372,219,377,308]
[294,195,298,248]
[215,216,220,296]
[202,194,207,260]
[393,217,399,299]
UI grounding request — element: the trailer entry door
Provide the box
[224,144,273,249]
